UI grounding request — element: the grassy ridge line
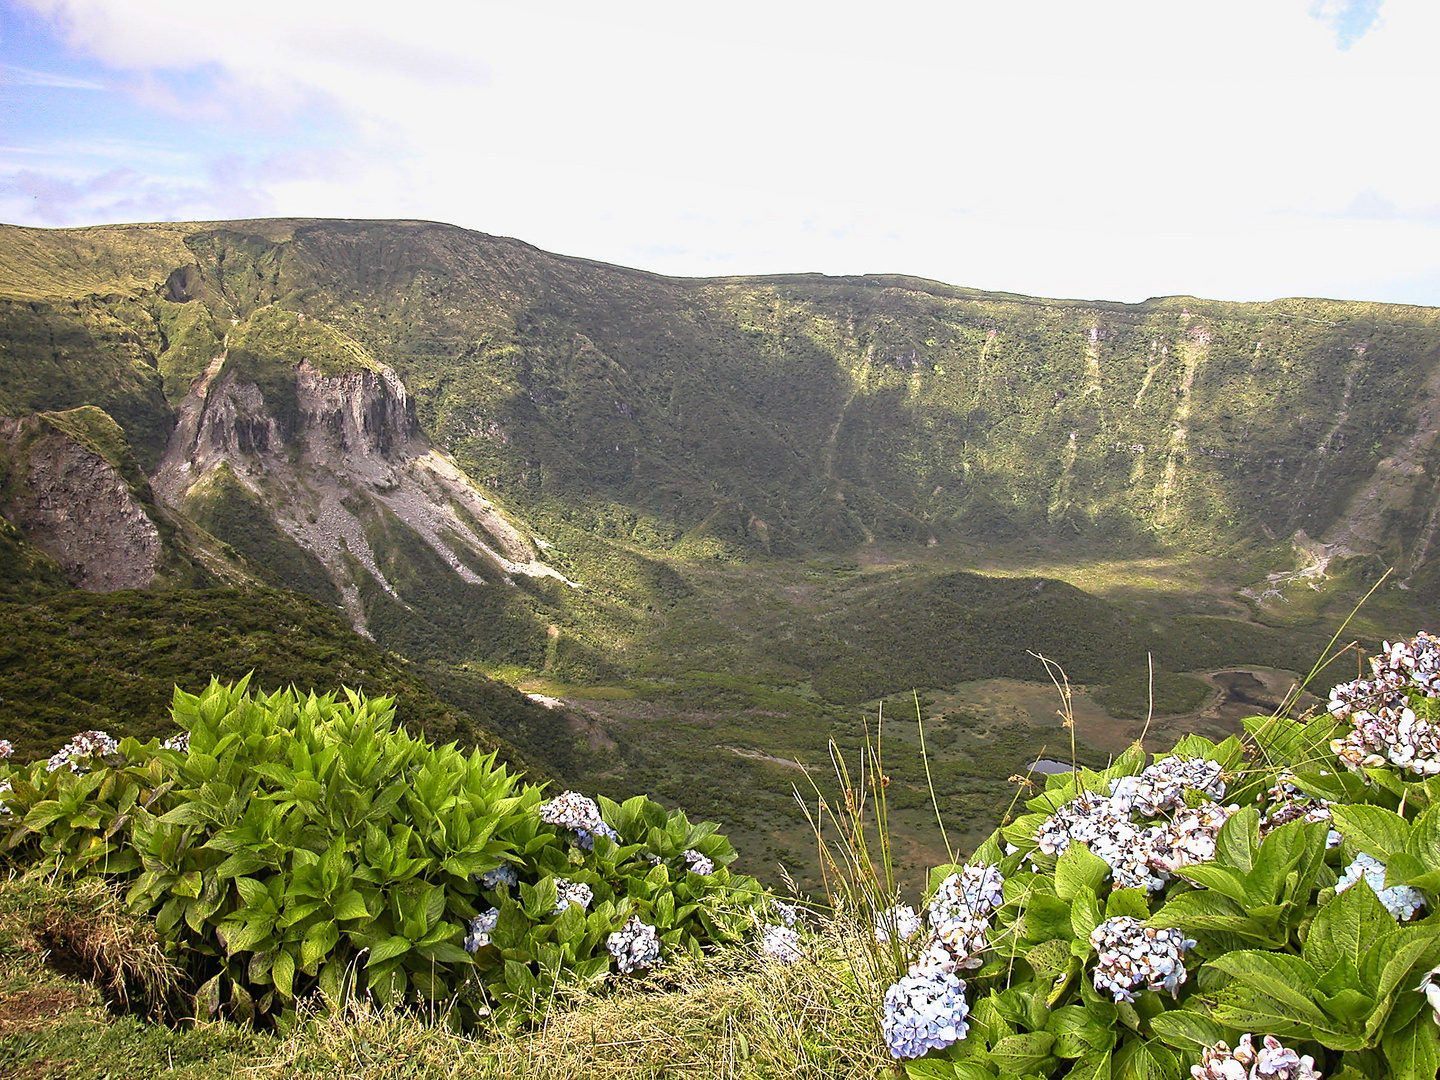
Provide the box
[0,585,567,778]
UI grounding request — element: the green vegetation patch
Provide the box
[1092,669,1213,720]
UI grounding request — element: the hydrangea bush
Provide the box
[0,678,766,1028]
[866,634,1440,1080]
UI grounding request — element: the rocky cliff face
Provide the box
[0,415,162,590]
[154,331,571,634]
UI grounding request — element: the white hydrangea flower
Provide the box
[1089,917,1195,1002]
[477,863,519,890]
[1336,852,1428,920]
[683,849,715,875]
[926,910,990,971]
[874,903,923,944]
[1416,963,1440,1027]
[770,899,800,927]
[1110,756,1227,817]
[539,790,620,849]
[881,970,971,1059]
[464,907,500,952]
[908,934,959,977]
[0,778,11,815]
[929,864,1005,919]
[1035,791,1169,892]
[0,739,12,758]
[607,916,662,974]
[552,878,594,914]
[760,924,802,963]
[1328,633,1440,777]
[160,731,189,753]
[1149,802,1237,874]
[45,730,119,773]
[1191,1034,1323,1080]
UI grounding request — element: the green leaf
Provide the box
[1150,1010,1236,1054]
[367,935,413,966]
[901,1061,963,1080]
[272,948,296,1000]
[1047,1005,1118,1058]
[990,1031,1056,1075]
[331,889,370,922]
[1070,888,1102,944]
[1304,882,1389,980]
[1064,1051,1112,1080]
[1331,805,1411,861]
[1113,1039,1179,1080]
[1056,845,1111,902]
[1024,894,1078,944]
[1382,1018,1440,1080]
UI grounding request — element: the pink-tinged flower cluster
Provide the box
[1191,1034,1321,1080]
[45,730,119,773]
[1329,633,1440,776]
[1089,917,1194,1002]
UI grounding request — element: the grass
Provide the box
[0,873,892,1080]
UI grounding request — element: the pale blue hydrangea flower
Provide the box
[464,907,500,952]
[552,878,594,914]
[874,903,923,944]
[881,970,971,1059]
[929,864,1004,920]
[1336,851,1428,920]
[575,822,620,850]
[478,863,519,890]
[1110,756,1226,817]
[760,924,802,963]
[1191,1034,1321,1080]
[1416,963,1440,1026]
[770,899,800,927]
[607,916,662,973]
[683,849,715,875]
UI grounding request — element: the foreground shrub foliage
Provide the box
[0,678,763,1027]
[849,635,1440,1080]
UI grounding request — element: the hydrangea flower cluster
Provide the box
[1336,852,1428,920]
[478,863,519,890]
[1035,757,1235,893]
[464,908,500,953]
[683,849,715,875]
[160,732,190,753]
[760,924,802,963]
[881,970,971,1059]
[1089,917,1195,1002]
[874,903,923,945]
[1260,773,1339,846]
[607,915,662,974]
[1417,963,1440,1026]
[1109,756,1228,816]
[771,900,799,927]
[1148,802,1236,874]
[930,864,1005,918]
[1034,790,1168,892]
[1190,1034,1322,1080]
[539,790,620,849]
[45,730,118,773]
[1328,633,1440,776]
[551,878,594,914]
[0,739,12,757]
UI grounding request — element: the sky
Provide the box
[1,0,1437,306]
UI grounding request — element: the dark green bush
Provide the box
[0,678,764,1029]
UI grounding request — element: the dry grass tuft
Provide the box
[0,871,184,1017]
[253,917,895,1080]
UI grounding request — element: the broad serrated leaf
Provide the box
[1331,805,1411,861]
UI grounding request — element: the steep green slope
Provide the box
[0,584,568,775]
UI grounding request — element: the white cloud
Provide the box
[7,0,1440,304]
